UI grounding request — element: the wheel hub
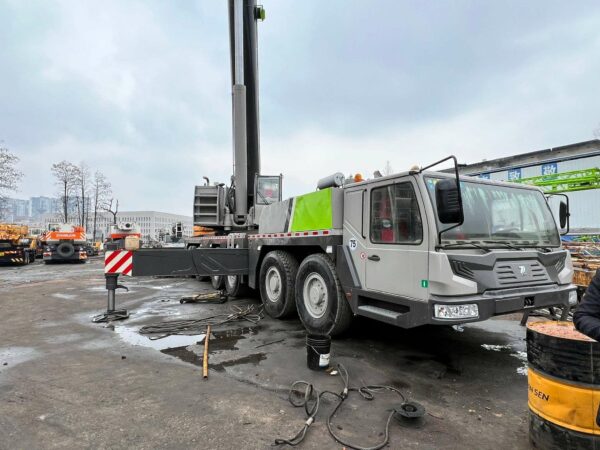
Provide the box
[303,272,328,319]
[265,267,282,302]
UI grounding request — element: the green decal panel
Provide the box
[290,188,333,232]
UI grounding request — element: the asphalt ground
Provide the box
[0,258,533,449]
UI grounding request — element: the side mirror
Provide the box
[435,179,463,224]
[559,200,569,230]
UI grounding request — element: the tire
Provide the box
[295,253,353,336]
[211,275,224,290]
[225,275,249,298]
[56,242,75,258]
[259,250,299,319]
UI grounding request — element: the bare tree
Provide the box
[104,198,119,225]
[51,161,77,223]
[92,171,112,241]
[73,162,91,229]
[0,146,23,220]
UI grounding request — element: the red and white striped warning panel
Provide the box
[104,250,133,276]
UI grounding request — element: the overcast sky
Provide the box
[2,1,600,216]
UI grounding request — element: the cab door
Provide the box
[365,178,429,300]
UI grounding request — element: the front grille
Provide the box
[495,262,549,286]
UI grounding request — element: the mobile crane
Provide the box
[104,0,576,336]
[0,224,36,265]
[41,223,87,263]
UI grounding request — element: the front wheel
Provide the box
[295,253,353,336]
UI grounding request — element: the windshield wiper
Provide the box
[438,242,491,253]
[482,240,522,250]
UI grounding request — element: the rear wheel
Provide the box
[225,275,249,298]
[211,275,224,290]
[295,253,353,336]
[259,250,299,319]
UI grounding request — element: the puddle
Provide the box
[113,325,205,351]
[149,285,179,290]
[51,293,76,300]
[159,347,268,371]
[161,346,204,366]
[212,353,267,371]
[210,327,259,351]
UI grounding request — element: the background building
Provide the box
[458,139,600,233]
[30,196,60,218]
[41,210,193,242]
[1,198,31,222]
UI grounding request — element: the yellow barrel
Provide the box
[527,321,600,449]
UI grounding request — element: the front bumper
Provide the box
[429,283,575,324]
[352,283,575,328]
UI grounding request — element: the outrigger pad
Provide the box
[92,309,130,323]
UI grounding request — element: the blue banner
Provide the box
[507,168,522,181]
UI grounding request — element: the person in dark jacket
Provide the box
[573,270,600,341]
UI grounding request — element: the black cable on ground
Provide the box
[273,364,422,450]
[138,304,263,339]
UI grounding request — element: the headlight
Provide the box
[434,304,479,320]
[568,290,578,306]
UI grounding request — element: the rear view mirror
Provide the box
[435,179,464,224]
[559,200,569,231]
[546,194,570,235]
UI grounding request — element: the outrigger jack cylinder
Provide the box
[92,273,130,323]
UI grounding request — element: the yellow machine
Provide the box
[0,224,36,265]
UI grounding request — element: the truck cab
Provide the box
[342,171,575,328]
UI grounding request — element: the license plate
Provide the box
[0,252,4,257]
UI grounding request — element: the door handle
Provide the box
[368,254,380,261]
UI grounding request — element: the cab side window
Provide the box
[370,182,423,244]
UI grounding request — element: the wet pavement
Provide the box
[0,258,533,449]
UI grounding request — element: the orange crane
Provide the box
[40,223,87,263]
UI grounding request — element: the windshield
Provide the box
[425,177,560,247]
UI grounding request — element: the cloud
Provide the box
[1,0,599,216]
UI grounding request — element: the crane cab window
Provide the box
[370,182,423,244]
[255,176,282,205]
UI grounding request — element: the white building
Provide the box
[41,210,193,242]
